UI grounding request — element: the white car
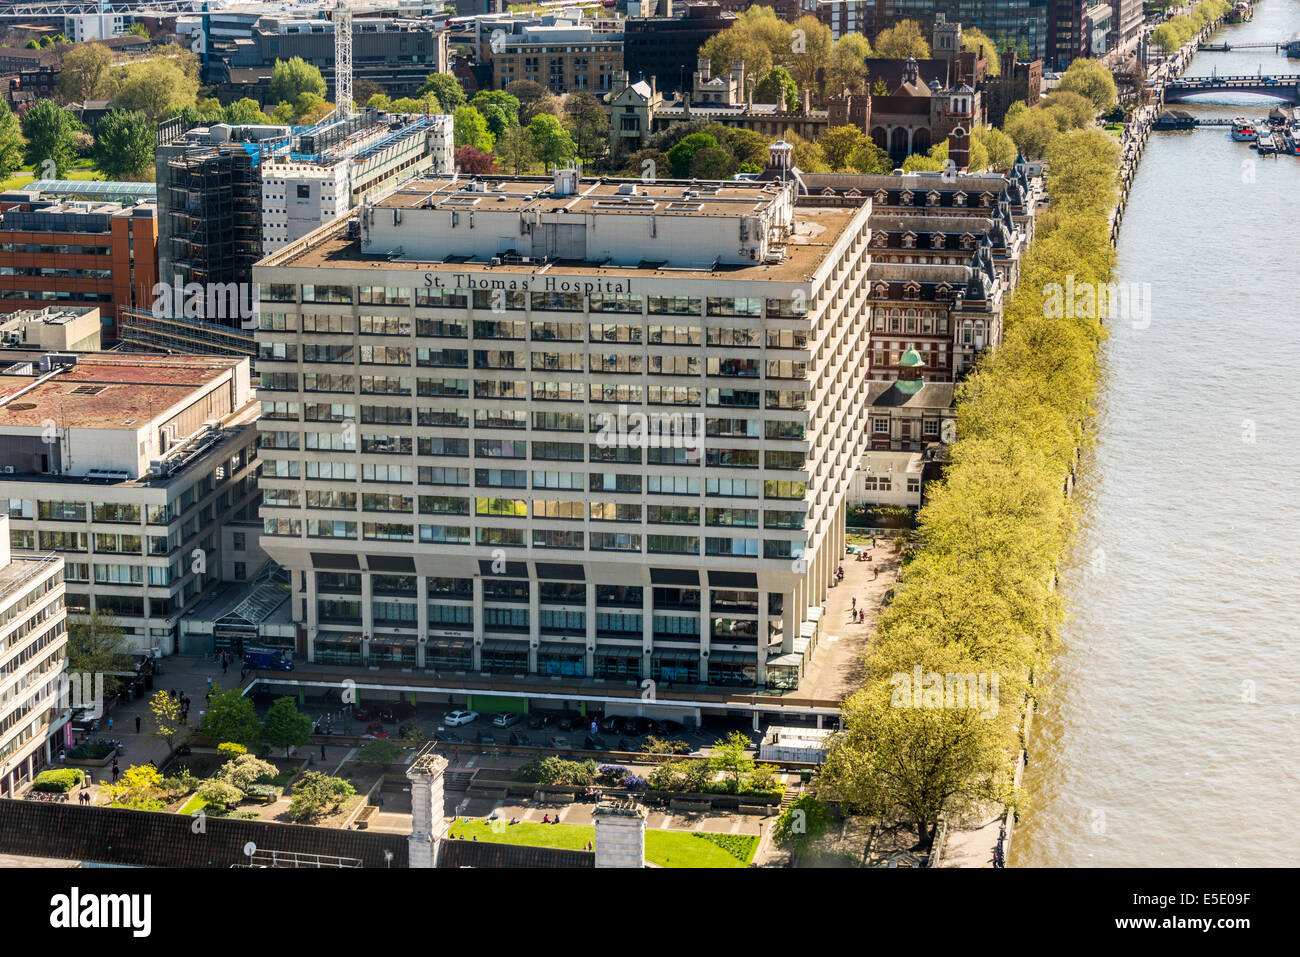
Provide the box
[493,712,524,728]
[442,710,479,727]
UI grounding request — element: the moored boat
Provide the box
[1230,118,1258,141]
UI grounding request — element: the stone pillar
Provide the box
[592,801,648,868]
[406,749,449,869]
[361,571,374,665]
[781,587,796,655]
[305,570,318,663]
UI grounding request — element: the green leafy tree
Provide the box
[974,126,1017,170]
[1056,57,1117,115]
[962,26,1000,76]
[527,113,576,170]
[149,690,187,751]
[92,109,154,179]
[754,66,798,111]
[479,103,511,138]
[470,89,521,126]
[352,78,383,104]
[688,145,735,179]
[113,58,198,123]
[494,123,537,174]
[666,131,718,178]
[786,14,834,95]
[56,43,113,104]
[358,738,403,767]
[772,794,831,855]
[874,19,931,59]
[104,765,166,811]
[563,91,608,160]
[416,73,466,112]
[22,99,77,178]
[819,124,867,170]
[63,610,130,697]
[721,128,768,169]
[270,56,326,103]
[196,778,244,809]
[453,105,494,152]
[224,97,270,125]
[126,22,151,38]
[902,152,946,172]
[707,731,756,793]
[287,771,356,822]
[827,33,873,93]
[261,696,312,757]
[201,689,261,746]
[215,753,279,790]
[365,92,392,111]
[848,137,892,174]
[821,677,1012,847]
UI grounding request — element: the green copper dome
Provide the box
[900,348,924,368]
[897,348,924,395]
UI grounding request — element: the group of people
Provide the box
[167,689,193,724]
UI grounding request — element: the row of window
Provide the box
[260,387,807,413]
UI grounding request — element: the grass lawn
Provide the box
[447,820,756,868]
[178,794,207,815]
[0,172,34,190]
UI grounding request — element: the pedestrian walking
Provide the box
[222,659,228,674]
[111,765,120,783]
[206,676,212,691]
[107,717,113,732]
[453,747,459,764]
[134,716,141,734]
[320,744,326,760]
[851,596,856,610]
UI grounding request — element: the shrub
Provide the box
[33,769,84,793]
[517,756,598,786]
[215,754,279,790]
[287,771,355,822]
[692,831,757,862]
[623,773,647,791]
[196,778,245,809]
[217,742,248,758]
[243,783,281,803]
[597,764,629,783]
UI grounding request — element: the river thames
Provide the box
[1014,0,1300,866]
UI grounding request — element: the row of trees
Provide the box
[819,122,1122,846]
[1002,59,1120,159]
[1151,0,1232,54]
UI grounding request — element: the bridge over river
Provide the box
[1163,73,1300,101]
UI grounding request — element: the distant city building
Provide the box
[0,192,158,345]
[0,306,103,352]
[0,353,261,656]
[623,4,734,94]
[0,514,66,798]
[63,12,129,42]
[203,16,450,102]
[482,9,624,93]
[130,111,453,356]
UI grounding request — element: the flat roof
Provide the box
[372,176,787,218]
[0,355,242,431]
[269,204,860,284]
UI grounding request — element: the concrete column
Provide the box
[528,579,540,674]
[593,801,648,868]
[781,587,796,655]
[698,583,710,684]
[642,587,654,681]
[907,127,915,153]
[416,575,429,669]
[406,749,449,869]
[361,571,374,664]
[304,570,318,663]
[585,583,596,676]
[472,576,484,671]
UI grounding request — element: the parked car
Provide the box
[508,731,532,746]
[584,735,605,751]
[620,716,655,736]
[527,713,555,730]
[398,722,423,739]
[442,710,479,727]
[476,731,496,745]
[354,708,396,723]
[599,715,623,734]
[365,722,390,738]
[493,712,524,728]
[652,719,684,736]
[549,734,570,749]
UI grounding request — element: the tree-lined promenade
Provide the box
[818,127,1121,849]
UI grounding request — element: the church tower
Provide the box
[946,85,975,171]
